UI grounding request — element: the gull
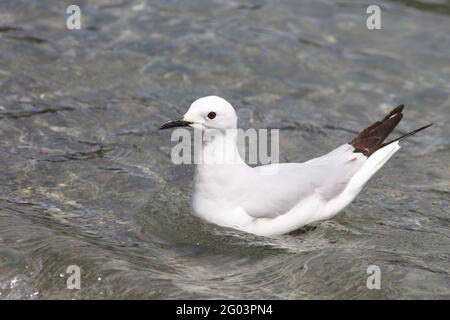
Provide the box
[159,96,431,236]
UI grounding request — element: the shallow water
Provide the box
[0,0,449,299]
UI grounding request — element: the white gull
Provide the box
[160,96,431,236]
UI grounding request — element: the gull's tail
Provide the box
[350,104,432,157]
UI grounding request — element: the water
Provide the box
[0,0,449,299]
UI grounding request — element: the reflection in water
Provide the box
[0,0,449,299]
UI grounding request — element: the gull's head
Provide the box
[159,96,237,132]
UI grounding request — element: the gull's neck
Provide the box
[198,129,247,166]
[193,129,250,206]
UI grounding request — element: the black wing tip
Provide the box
[398,123,433,141]
[376,123,433,151]
[350,103,430,157]
[395,104,405,112]
[350,103,432,157]
[350,105,406,156]
[382,104,405,121]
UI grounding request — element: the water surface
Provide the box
[0,0,449,299]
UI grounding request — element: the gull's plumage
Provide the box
[160,96,431,236]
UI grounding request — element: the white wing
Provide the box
[237,144,367,218]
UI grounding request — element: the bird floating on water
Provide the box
[160,96,431,236]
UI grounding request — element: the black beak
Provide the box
[159,119,192,130]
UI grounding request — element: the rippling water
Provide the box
[0,0,449,299]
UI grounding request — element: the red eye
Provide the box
[207,112,216,119]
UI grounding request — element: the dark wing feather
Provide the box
[350,104,432,157]
[350,105,404,156]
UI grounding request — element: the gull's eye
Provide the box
[207,112,216,119]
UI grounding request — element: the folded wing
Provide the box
[240,144,366,218]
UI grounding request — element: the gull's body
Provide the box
[160,96,431,236]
